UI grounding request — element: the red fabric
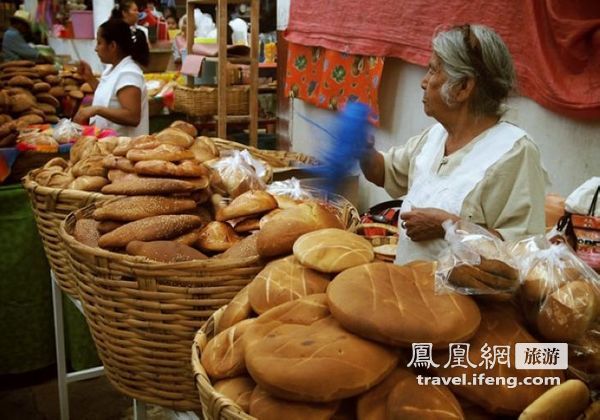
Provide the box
[286,0,600,120]
[284,43,384,124]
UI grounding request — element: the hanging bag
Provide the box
[571,185,600,271]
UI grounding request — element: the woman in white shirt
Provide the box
[74,18,149,137]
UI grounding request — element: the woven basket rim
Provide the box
[22,168,110,201]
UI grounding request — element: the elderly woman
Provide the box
[360,24,547,264]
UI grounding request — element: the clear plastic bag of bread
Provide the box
[209,150,267,197]
[52,118,83,144]
[513,237,600,343]
[266,177,313,200]
[436,220,520,298]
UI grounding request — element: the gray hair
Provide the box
[432,24,516,117]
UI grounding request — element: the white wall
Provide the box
[288,58,600,212]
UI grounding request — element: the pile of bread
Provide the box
[196,226,600,419]
[0,60,93,147]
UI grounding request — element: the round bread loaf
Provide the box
[327,262,481,347]
[196,221,241,253]
[202,318,255,380]
[257,201,344,258]
[213,376,256,413]
[519,379,589,420]
[244,315,399,402]
[216,286,254,334]
[293,228,374,273]
[356,368,412,420]
[248,256,330,314]
[217,233,260,260]
[126,143,194,162]
[385,369,464,420]
[216,190,278,222]
[69,175,109,192]
[249,386,339,420]
[536,280,597,342]
[154,127,195,148]
[169,120,198,137]
[432,304,565,415]
[190,136,220,162]
[254,294,331,326]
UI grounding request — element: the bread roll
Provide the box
[433,304,565,415]
[68,175,109,191]
[201,318,255,380]
[190,136,219,162]
[133,159,209,178]
[580,401,600,419]
[357,368,413,420]
[97,221,124,234]
[43,157,69,171]
[519,379,589,420]
[257,201,344,258]
[216,190,278,222]
[169,120,198,138]
[254,294,331,326]
[93,196,197,222]
[248,256,330,314]
[327,262,480,348]
[73,219,100,247]
[35,168,73,188]
[101,175,201,195]
[195,221,241,253]
[249,386,339,420]
[386,369,464,420]
[537,280,597,342]
[154,127,195,148]
[216,286,254,334]
[126,240,207,262]
[234,218,260,233]
[101,155,135,172]
[126,143,194,162]
[213,376,255,413]
[293,228,374,273]
[98,215,203,248]
[244,316,399,402]
[218,233,261,260]
[173,229,200,246]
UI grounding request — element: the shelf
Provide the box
[213,115,277,124]
[258,85,277,93]
[259,62,277,69]
[204,55,251,65]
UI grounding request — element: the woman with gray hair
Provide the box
[360,24,547,264]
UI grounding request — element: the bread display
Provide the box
[248,256,330,314]
[327,262,481,347]
[293,228,374,273]
[213,376,256,413]
[93,196,197,222]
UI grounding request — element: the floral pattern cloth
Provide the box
[285,42,385,125]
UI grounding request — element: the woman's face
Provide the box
[95,31,112,64]
[421,53,449,118]
[122,2,139,26]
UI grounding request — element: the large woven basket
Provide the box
[22,169,113,297]
[174,85,250,117]
[192,306,253,420]
[60,193,358,411]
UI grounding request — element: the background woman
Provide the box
[360,24,548,264]
[74,19,149,137]
[111,0,150,68]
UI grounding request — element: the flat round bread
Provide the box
[249,386,339,420]
[327,262,481,348]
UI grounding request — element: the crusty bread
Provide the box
[253,294,330,326]
[133,159,209,178]
[536,280,597,342]
[327,262,481,348]
[216,190,278,222]
[357,368,412,420]
[101,155,135,172]
[386,369,464,420]
[35,168,73,188]
[93,196,197,222]
[195,221,241,253]
[216,286,254,334]
[173,229,200,246]
[233,218,260,233]
[519,379,589,420]
[249,386,339,420]
[213,376,255,413]
[97,221,124,234]
[68,175,109,192]
[217,233,261,260]
[154,127,195,148]
[201,318,255,380]
[248,256,330,314]
[256,201,344,258]
[189,136,219,162]
[293,228,374,273]
[98,215,203,248]
[126,143,194,162]
[73,219,100,247]
[101,175,201,195]
[125,240,207,262]
[433,304,565,415]
[169,120,198,138]
[244,316,399,402]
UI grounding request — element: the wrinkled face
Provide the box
[420,53,449,118]
[122,2,139,26]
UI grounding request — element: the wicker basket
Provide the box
[173,85,250,117]
[59,192,359,411]
[192,307,253,420]
[225,85,249,115]
[22,169,114,297]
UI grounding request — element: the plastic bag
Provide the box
[52,118,83,144]
[209,150,266,197]
[266,178,313,201]
[436,220,520,298]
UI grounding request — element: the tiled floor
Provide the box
[0,365,187,420]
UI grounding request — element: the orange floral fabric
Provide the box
[285,42,384,125]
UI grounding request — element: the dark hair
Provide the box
[111,0,137,20]
[99,18,149,66]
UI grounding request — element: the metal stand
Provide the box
[50,271,147,420]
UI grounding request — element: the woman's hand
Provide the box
[73,106,97,125]
[400,207,460,241]
[77,60,98,89]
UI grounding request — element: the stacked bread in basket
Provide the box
[36,122,359,410]
[192,220,600,419]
